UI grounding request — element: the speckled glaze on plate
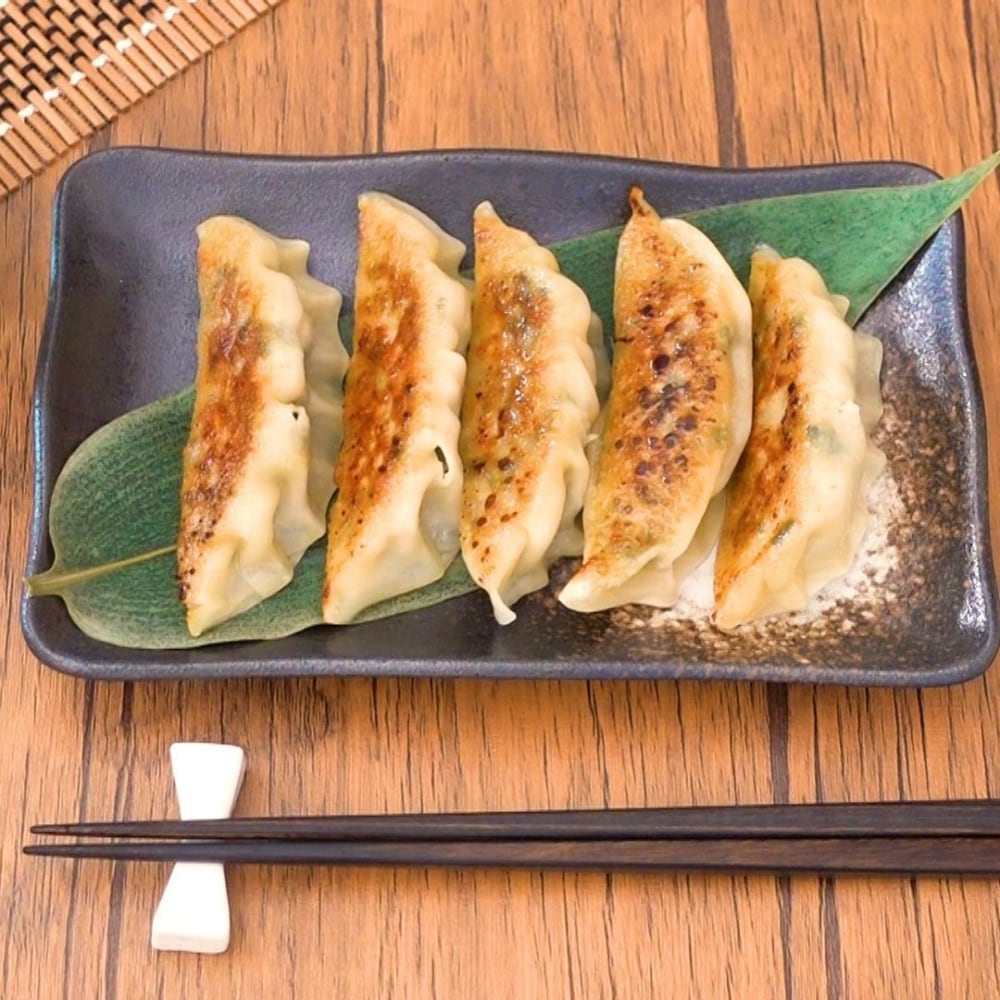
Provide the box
[22,148,999,684]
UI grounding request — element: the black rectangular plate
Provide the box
[22,147,1000,684]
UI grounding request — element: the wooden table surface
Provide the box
[3,1,999,996]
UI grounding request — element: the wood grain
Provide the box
[2,0,999,997]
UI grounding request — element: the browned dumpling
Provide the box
[322,194,472,624]
[559,188,752,614]
[713,247,885,629]
[459,202,602,624]
[178,216,347,637]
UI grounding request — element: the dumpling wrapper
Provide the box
[178,216,348,637]
[713,247,886,629]
[459,202,603,625]
[322,193,472,624]
[559,188,753,613]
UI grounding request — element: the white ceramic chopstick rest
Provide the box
[150,743,247,954]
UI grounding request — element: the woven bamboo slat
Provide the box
[0,0,285,197]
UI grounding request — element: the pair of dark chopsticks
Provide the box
[25,800,1000,876]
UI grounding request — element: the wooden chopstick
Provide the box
[22,836,1000,876]
[29,800,1000,843]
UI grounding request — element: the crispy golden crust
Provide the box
[322,200,438,590]
[714,257,806,600]
[177,255,265,604]
[459,209,555,577]
[581,188,733,570]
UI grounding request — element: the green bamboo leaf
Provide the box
[554,151,1000,328]
[29,387,191,598]
[28,153,999,648]
[33,535,475,650]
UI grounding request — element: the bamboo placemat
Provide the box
[0,0,284,197]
